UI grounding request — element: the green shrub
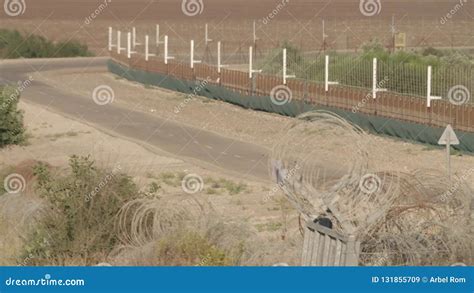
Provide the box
[22,156,139,265]
[0,29,93,59]
[155,231,233,266]
[0,86,25,147]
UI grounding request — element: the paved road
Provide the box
[0,58,270,182]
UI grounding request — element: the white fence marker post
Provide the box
[108,27,116,51]
[217,41,228,74]
[127,32,132,58]
[372,58,377,99]
[325,55,339,92]
[127,31,137,59]
[164,35,174,65]
[249,46,262,79]
[132,27,142,48]
[145,35,155,61]
[372,58,387,99]
[205,23,213,46]
[156,25,164,48]
[190,40,202,69]
[117,31,125,54]
[283,48,295,85]
[164,35,168,64]
[249,46,253,79]
[427,66,442,107]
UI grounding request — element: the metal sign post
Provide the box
[322,19,328,52]
[438,124,460,181]
[252,20,259,60]
[325,55,339,92]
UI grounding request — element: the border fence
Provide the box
[108,26,474,134]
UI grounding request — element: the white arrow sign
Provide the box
[438,124,459,181]
[438,124,459,145]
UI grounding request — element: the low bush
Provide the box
[22,156,139,265]
[0,29,93,59]
[0,86,26,147]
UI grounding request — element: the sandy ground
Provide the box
[0,101,301,266]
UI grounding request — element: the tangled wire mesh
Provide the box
[269,110,473,265]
